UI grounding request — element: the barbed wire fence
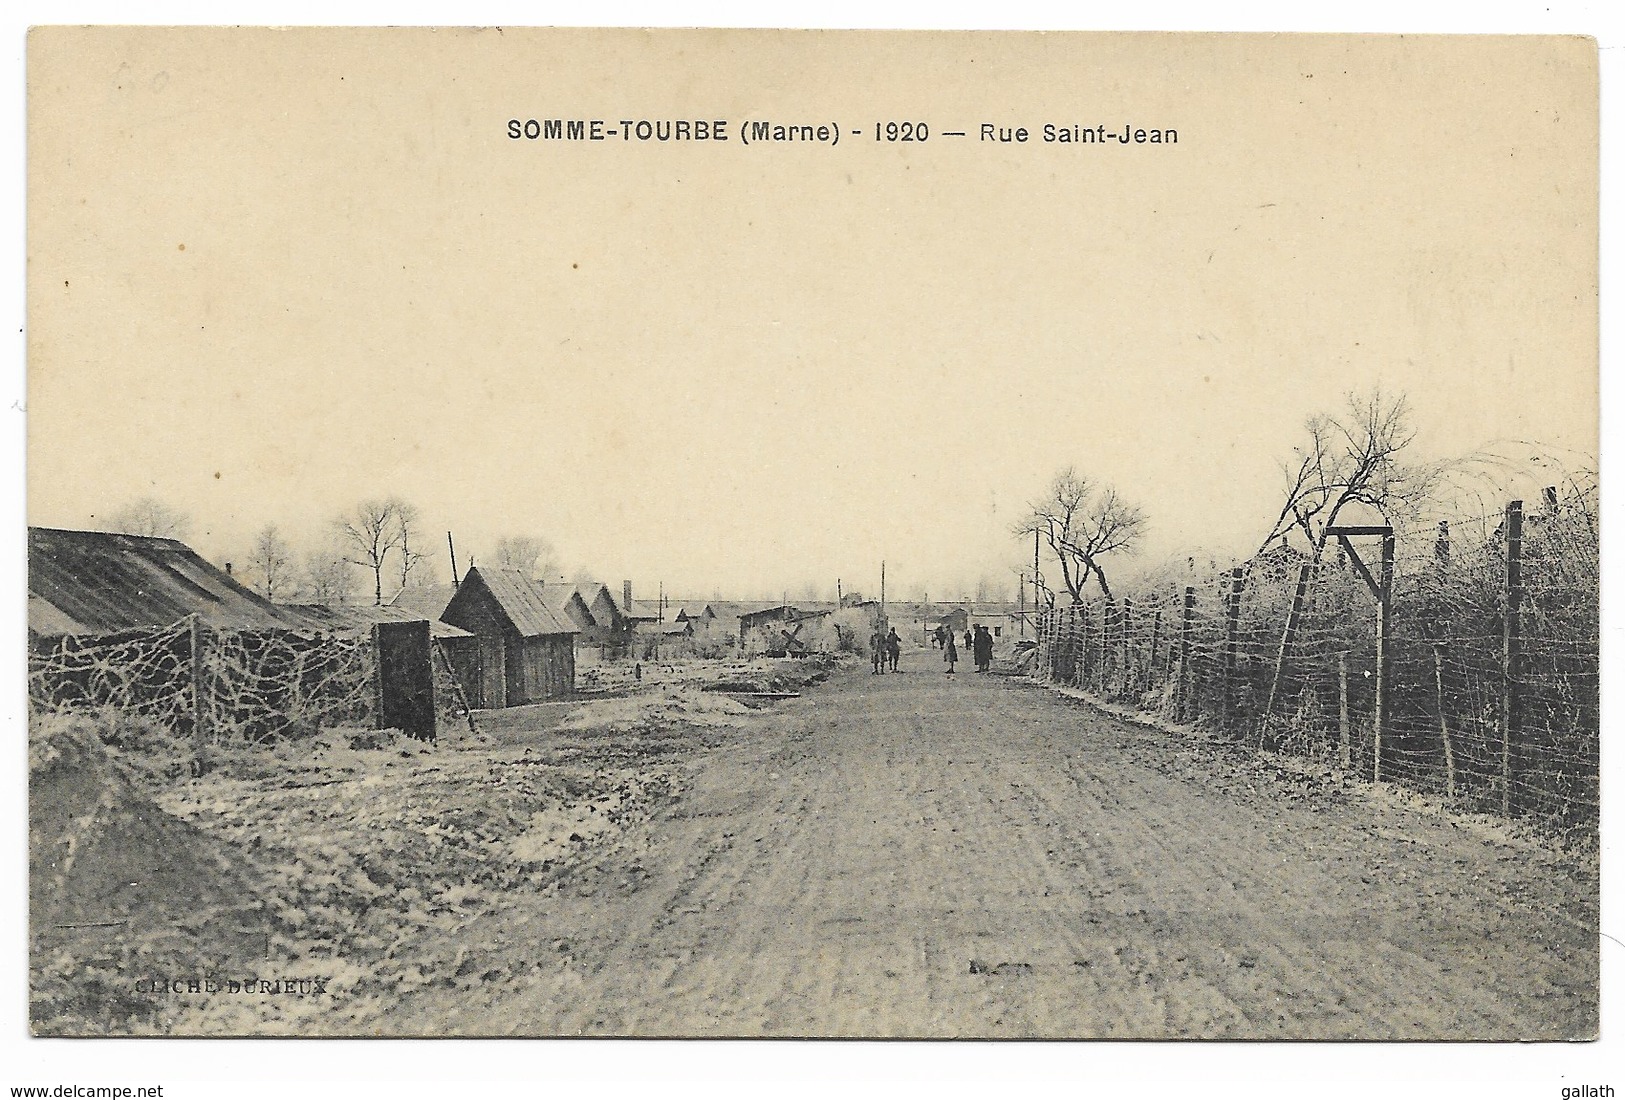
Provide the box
[1035,476,1598,834]
[28,616,377,746]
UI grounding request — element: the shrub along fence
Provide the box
[1035,484,1598,833]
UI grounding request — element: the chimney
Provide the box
[623,580,633,613]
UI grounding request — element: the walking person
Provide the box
[974,624,994,673]
[870,627,886,675]
[944,631,958,675]
[886,627,902,673]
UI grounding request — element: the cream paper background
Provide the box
[25,29,1596,597]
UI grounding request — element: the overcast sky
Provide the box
[27,29,1597,600]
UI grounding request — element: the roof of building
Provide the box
[389,584,457,620]
[540,586,597,629]
[27,526,307,637]
[577,583,623,614]
[739,604,799,624]
[284,602,474,641]
[452,566,578,638]
[652,618,693,636]
[701,600,785,623]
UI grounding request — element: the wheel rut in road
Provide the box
[425,651,1596,1038]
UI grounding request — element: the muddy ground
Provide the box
[31,648,1596,1038]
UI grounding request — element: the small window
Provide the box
[994,626,1003,637]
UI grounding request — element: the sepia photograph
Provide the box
[17,17,1605,1061]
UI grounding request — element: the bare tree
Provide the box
[300,545,359,605]
[1013,467,1147,603]
[974,574,1008,603]
[107,496,191,540]
[338,499,406,605]
[244,524,294,601]
[393,498,427,590]
[493,535,558,578]
[1257,389,1439,560]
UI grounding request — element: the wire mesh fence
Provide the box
[29,616,379,744]
[1035,481,1599,834]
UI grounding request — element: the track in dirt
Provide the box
[403,650,1597,1039]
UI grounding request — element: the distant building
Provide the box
[573,583,633,654]
[671,604,710,626]
[440,566,577,707]
[739,604,800,645]
[639,616,694,659]
[542,587,597,634]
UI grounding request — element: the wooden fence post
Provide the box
[1080,601,1091,688]
[1373,531,1394,782]
[1337,652,1351,769]
[1261,562,1314,747]
[1502,499,1523,815]
[1121,597,1135,696]
[1049,606,1060,680]
[188,613,209,750]
[1433,644,1457,798]
[1178,586,1196,722]
[1147,606,1163,691]
[1045,607,1056,680]
[1221,568,1245,731]
[1098,600,1112,691]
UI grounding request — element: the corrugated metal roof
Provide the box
[390,584,456,620]
[27,527,303,636]
[284,602,474,640]
[459,567,578,638]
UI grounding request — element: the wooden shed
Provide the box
[440,566,577,708]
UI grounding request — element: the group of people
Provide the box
[936,623,996,675]
[870,626,902,674]
[869,621,999,676]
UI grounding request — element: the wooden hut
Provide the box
[440,566,577,707]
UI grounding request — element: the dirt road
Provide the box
[402,651,1597,1039]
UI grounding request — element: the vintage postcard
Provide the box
[25,27,1598,1039]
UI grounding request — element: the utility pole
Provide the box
[1033,528,1041,619]
[880,560,887,624]
[446,531,459,586]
